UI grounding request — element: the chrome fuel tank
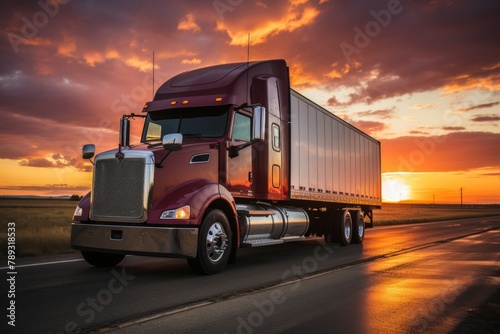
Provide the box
[237,204,309,244]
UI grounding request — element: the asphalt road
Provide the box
[2,216,499,334]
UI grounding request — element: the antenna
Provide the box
[246,33,250,105]
[152,50,155,99]
[247,32,250,63]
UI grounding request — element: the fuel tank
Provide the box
[237,204,309,245]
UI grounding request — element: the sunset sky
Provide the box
[1,0,499,204]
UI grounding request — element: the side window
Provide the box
[233,113,251,142]
[145,122,162,141]
[272,123,281,151]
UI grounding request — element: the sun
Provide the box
[382,178,411,202]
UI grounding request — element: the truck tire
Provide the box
[187,209,232,275]
[81,251,125,267]
[351,210,365,244]
[335,210,352,246]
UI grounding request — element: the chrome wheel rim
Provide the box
[358,218,364,238]
[344,217,351,240]
[206,222,228,263]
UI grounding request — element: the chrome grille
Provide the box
[90,150,154,223]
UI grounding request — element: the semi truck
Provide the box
[71,59,381,274]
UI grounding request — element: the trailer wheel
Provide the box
[187,209,232,275]
[335,210,352,246]
[351,210,365,244]
[81,251,125,267]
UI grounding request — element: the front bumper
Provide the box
[71,223,198,258]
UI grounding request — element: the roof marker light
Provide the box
[215,97,223,102]
[170,101,177,105]
[182,100,189,105]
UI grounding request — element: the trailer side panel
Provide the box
[290,90,381,207]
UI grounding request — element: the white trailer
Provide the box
[290,90,381,207]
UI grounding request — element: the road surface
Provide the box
[2,216,499,333]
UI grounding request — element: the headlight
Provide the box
[160,205,190,219]
[73,205,83,217]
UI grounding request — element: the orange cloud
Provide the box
[381,132,500,173]
[56,39,76,58]
[443,65,500,93]
[182,58,202,65]
[125,57,153,72]
[289,62,319,86]
[218,2,320,46]
[83,52,106,67]
[178,13,201,32]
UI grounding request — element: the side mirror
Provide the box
[162,133,183,151]
[82,144,95,159]
[119,117,130,147]
[252,105,266,141]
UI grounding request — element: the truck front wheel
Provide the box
[187,209,232,275]
[81,251,125,267]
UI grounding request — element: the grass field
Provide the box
[0,199,77,257]
[373,202,500,225]
[1,199,499,257]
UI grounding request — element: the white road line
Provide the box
[0,258,83,270]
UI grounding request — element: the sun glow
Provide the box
[382,178,411,202]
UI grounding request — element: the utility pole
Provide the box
[152,51,155,99]
[460,187,463,208]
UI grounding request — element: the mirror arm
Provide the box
[155,151,172,168]
[228,140,259,158]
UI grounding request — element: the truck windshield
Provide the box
[141,106,230,141]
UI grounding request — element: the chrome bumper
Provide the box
[71,223,198,258]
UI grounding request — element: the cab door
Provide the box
[227,111,253,197]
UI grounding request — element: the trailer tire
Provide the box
[81,251,125,267]
[335,210,352,246]
[187,209,232,275]
[351,210,365,244]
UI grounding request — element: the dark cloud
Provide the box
[464,102,500,112]
[356,108,396,119]
[0,0,499,177]
[481,172,500,177]
[18,155,91,172]
[287,0,500,104]
[409,130,429,135]
[340,116,388,135]
[442,126,465,131]
[470,114,500,122]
